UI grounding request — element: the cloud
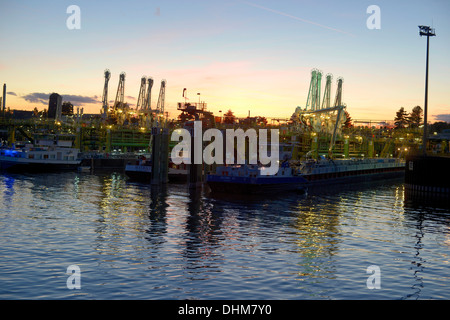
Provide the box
[21,92,100,105]
[7,92,17,96]
[22,92,49,104]
[61,95,100,104]
[434,114,450,123]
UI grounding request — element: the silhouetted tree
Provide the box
[408,106,423,128]
[256,116,268,126]
[394,107,409,129]
[223,109,236,124]
[344,110,353,128]
[429,121,450,133]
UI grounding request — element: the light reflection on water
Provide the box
[0,172,449,300]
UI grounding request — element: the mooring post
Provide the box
[160,128,169,184]
[311,133,318,159]
[344,136,349,158]
[188,127,203,189]
[151,127,161,185]
[368,140,374,158]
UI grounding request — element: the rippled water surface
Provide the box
[0,172,449,300]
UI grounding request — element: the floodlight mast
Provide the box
[419,25,436,156]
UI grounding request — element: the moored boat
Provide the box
[206,163,308,194]
[125,157,189,183]
[125,157,152,182]
[296,157,405,184]
[0,144,81,172]
[168,162,188,182]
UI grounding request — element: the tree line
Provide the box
[394,106,450,133]
[394,106,423,129]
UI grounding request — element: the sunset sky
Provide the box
[1,0,449,122]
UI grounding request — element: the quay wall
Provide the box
[405,155,450,203]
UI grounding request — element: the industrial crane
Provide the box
[137,76,154,127]
[144,78,153,111]
[112,72,127,125]
[305,69,322,112]
[328,77,346,157]
[321,74,332,110]
[136,76,147,111]
[114,72,126,111]
[293,69,348,158]
[102,69,111,119]
[154,80,166,127]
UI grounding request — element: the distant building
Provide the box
[430,129,450,141]
[48,93,62,119]
[11,110,34,119]
[62,101,74,116]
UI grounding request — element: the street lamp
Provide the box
[419,25,436,156]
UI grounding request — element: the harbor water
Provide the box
[0,171,449,300]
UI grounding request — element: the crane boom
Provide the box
[145,78,154,111]
[114,72,126,110]
[321,74,332,110]
[156,80,166,115]
[102,69,111,117]
[136,76,147,110]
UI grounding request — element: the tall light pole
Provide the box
[419,25,436,156]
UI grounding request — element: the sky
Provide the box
[0,0,449,122]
